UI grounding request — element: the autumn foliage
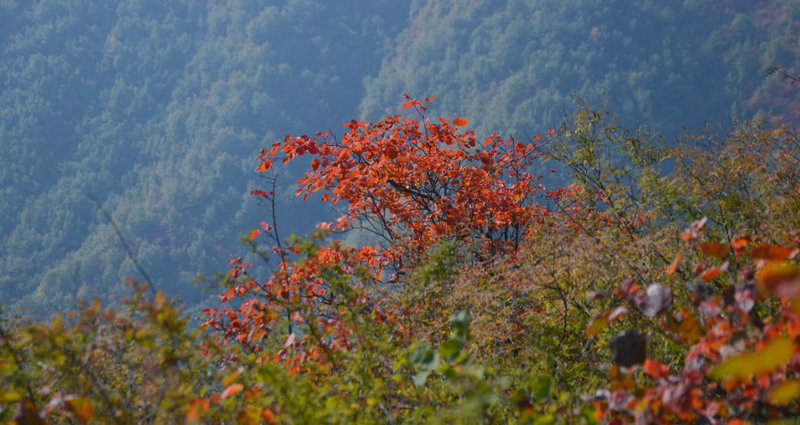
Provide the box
[258,95,549,261]
[593,221,800,423]
[2,98,800,424]
[204,96,556,369]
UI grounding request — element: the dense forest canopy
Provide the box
[363,0,800,136]
[0,0,408,313]
[0,0,798,315]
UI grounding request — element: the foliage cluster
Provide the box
[3,95,800,423]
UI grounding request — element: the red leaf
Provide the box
[700,267,721,282]
[644,359,669,379]
[698,241,729,259]
[751,243,798,261]
[730,236,749,250]
[256,160,272,173]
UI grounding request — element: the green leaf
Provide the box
[439,339,462,361]
[413,371,431,387]
[531,374,552,401]
[449,311,471,342]
[410,345,439,369]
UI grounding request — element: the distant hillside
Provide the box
[1,0,798,314]
[0,0,408,314]
[361,0,800,136]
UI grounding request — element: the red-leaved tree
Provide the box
[204,96,555,367]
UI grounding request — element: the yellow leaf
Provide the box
[768,380,800,406]
[1,391,22,403]
[238,405,262,425]
[712,337,796,380]
[586,314,607,337]
[222,369,242,386]
[154,291,167,308]
[756,262,800,297]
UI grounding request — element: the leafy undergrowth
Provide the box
[2,98,800,424]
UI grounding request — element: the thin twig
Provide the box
[88,193,157,293]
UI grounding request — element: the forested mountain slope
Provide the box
[1,0,798,314]
[361,0,800,136]
[0,0,408,313]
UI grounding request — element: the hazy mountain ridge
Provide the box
[362,0,800,136]
[0,0,408,313]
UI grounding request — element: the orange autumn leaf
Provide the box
[65,397,92,424]
[751,243,798,261]
[186,399,211,421]
[256,160,272,172]
[700,266,721,282]
[262,409,277,424]
[643,359,669,379]
[221,383,244,400]
[730,236,749,250]
[698,241,729,259]
[248,229,259,241]
[207,96,555,375]
[666,252,683,275]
